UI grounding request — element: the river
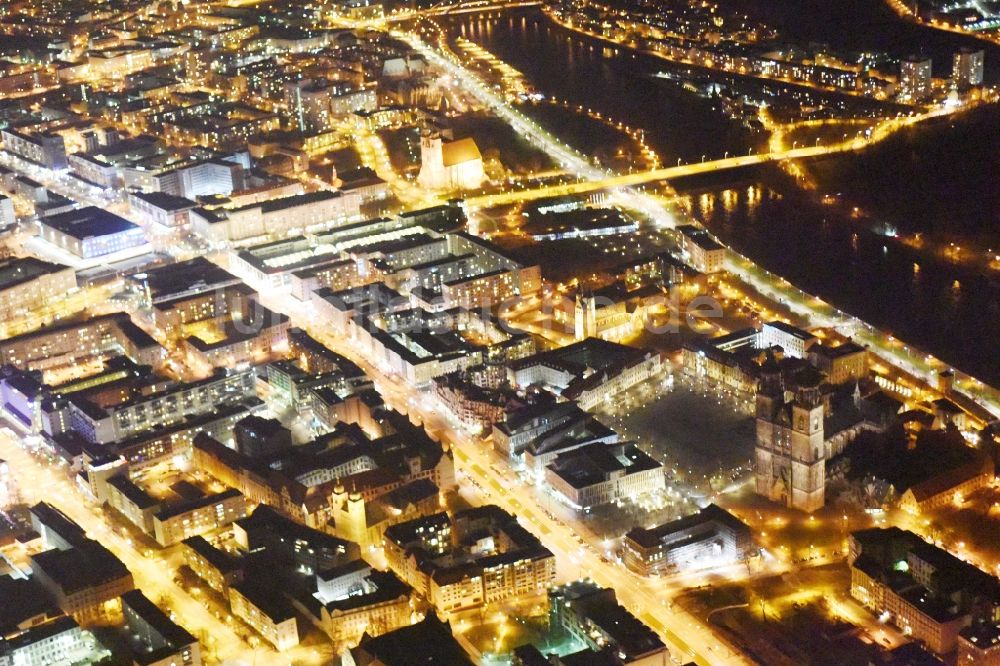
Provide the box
[438,7,1000,383]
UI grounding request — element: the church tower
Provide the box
[754,358,826,512]
[788,373,826,512]
[574,292,597,340]
[418,129,445,189]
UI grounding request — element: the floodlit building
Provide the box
[0,616,93,666]
[37,206,147,259]
[229,582,300,651]
[623,504,753,575]
[508,338,662,410]
[301,563,412,644]
[418,130,485,191]
[758,321,819,359]
[754,360,827,512]
[545,441,665,511]
[809,341,868,385]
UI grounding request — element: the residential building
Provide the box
[849,527,1000,654]
[0,258,76,322]
[952,48,984,90]
[550,581,669,666]
[121,590,201,666]
[900,56,932,101]
[676,224,726,273]
[383,506,556,613]
[229,582,299,651]
[152,488,247,547]
[1,129,67,169]
[30,539,134,621]
[181,535,245,595]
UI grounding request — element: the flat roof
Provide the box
[0,256,71,291]
[131,191,196,211]
[134,256,242,301]
[41,206,141,240]
[155,488,242,521]
[763,320,817,341]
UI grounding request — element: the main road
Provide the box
[237,275,753,666]
[0,422,331,666]
[395,24,1000,421]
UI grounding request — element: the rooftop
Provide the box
[0,257,71,290]
[41,206,142,240]
[353,613,473,665]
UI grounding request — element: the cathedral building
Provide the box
[418,128,485,191]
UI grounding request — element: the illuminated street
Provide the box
[0,0,997,664]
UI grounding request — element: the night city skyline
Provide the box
[0,0,997,664]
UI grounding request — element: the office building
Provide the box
[958,621,1000,665]
[758,321,819,359]
[305,564,412,644]
[0,616,92,666]
[623,504,753,575]
[545,441,666,511]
